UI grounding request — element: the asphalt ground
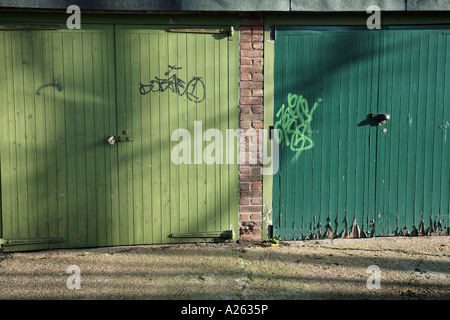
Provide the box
[0,236,448,301]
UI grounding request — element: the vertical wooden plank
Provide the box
[82,32,97,247]
[228,24,240,239]
[440,35,450,230]
[277,34,288,236]
[397,33,411,233]
[177,33,189,239]
[125,32,134,245]
[329,33,341,235]
[168,33,180,242]
[383,32,395,235]
[288,34,298,235]
[414,33,429,231]
[429,34,443,232]
[195,34,207,235]
[214,34,223,237]
[12,31,29,240]
[311,33,324,237]
[0,31,11,239]
[117,32,130,245]
[21,31,39,247]
[105,29,118,246]
[346,33,359,231]
[130,32,143,244]
[367,32,380,236]
[355,34,368,235]
[92,31,107,246]
[320,33,332,237]
[148,31,162,244]
[72,32,87,247]
[337,33,349,237]
[375,30,388,236]
[405,32,419,234]
[303,34,315,236]
[387,32,402,235]
[2,32,18,238]
[204,34,216,234]
[140,33,152,244]
[52,31,68,248]
[61,32,77,247]
[4,31,18,240]
[186,33,197,238]
[421,33,436,233]
[159,33,171,243]
[218,34,230,234]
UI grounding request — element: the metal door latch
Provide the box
[106,134,134,145]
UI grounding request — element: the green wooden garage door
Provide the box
[0,22,239,251]
[273,26,450,240]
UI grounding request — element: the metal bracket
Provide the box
[170,230,233,239]
[168,26,234,40]
[0,24,60,31]
[0,238,65,252]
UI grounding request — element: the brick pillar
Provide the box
[239,16,264,242]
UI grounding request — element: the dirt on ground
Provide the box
[0,236,448,300]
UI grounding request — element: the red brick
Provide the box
[251,167,262,174]
[252,89,263,97]
[240,182,250,190]
[239,174,262,182]
[252,73,264,81]
[240,18,264,26]
[250,213,262,220]
[239,166,251,174]
[241,65,263,74]
[251,227,262,236]
[239,213,251,221]
[252,34,264,42]
[239,26,252,34]
[240,73,252,81]
[240,34,252,42]
[240,50,263,58]
[240,106,251,114]
[251,182,262,190]
[240,97,263,105]
[252,121,263,129]
[240,121,251,129]
[240,197,250,205]
[240,58,252,66]
[240,113,263,121]
[252,58,263,66]
[251,198,262,205]
[240,41,252,50]
[252,26,264,34]
[240,81,263,89]
[252,42,264,50]
[239,205,262,212]
[240,90,252,97]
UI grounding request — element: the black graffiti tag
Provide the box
[139,65,206,103]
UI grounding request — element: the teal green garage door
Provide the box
[273,26,450,240]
